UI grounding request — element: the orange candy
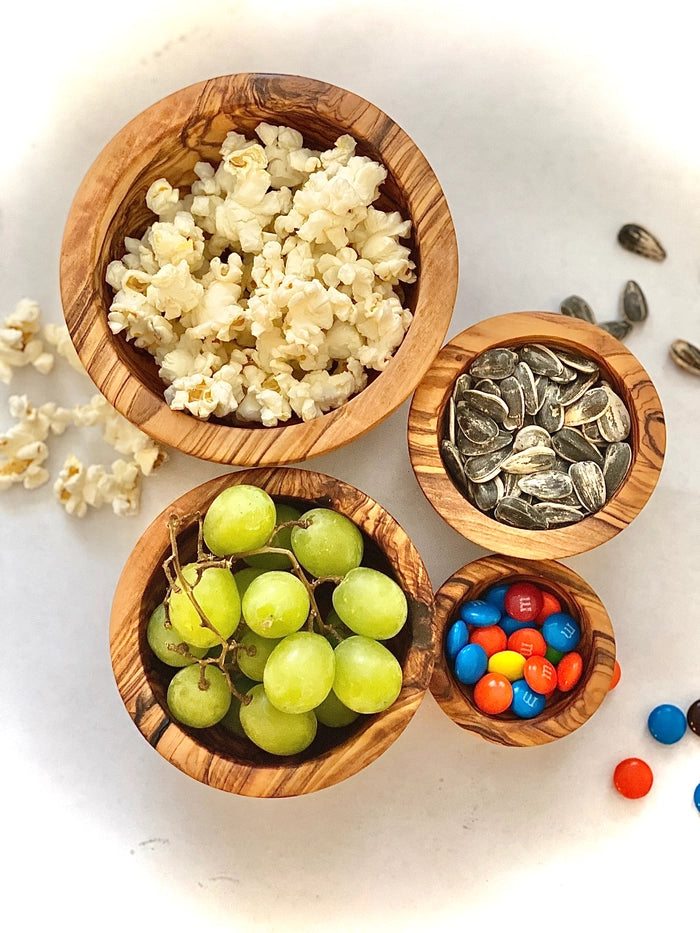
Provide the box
[613,757,653,799]
[473,673,513,714]
[523,655,557,694]
[534,591,562,625]
[557,652,583,692]
[609,659,621,691]
[470,625,507,658]
[507,627,546,659]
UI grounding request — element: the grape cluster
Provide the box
[146,484,408,756]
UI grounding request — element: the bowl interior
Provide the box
[110,467,435,796]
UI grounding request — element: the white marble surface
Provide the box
[2,2,698,929]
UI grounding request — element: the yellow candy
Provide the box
[488,649,526,682]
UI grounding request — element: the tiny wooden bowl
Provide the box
[407,311,666,559]
[60,73,458,465]
[109,467,435,797]
[430,555,616,745]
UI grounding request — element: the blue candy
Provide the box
[454,643,488,685]
[483,584,509,613]
[499,615,532,637]
[445,619,469,660]
[510,679,546,719]
[542,612,581,652]
[459,599,502,627]
[694,784,700,814]
[647,704,687,745]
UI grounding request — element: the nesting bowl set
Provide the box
[60,73,666,796]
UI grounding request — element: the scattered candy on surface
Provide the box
[647,703,687,745]
[694,784,700,814]
[687,699,700,737]
[445,578,592,720]
[613,758,653,799]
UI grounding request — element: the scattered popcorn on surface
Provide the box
[106,124,416,426]
[0,307,167,516]
[0,299,54,383]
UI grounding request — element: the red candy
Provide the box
[535,591,562,624]
[470,625,507,658]
[507,627,546,659]
[557,652,583,692]
[473,673,513,714]
[613,758,653,799]
[523,655,557,694]
[504,582,544,622]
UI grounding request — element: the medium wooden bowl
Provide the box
[407,311,666,559]
[109,467,435,797]
[60,73,458,465]
[430,555,616,745]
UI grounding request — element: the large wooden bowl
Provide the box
[407,311,665,559]
[430,555,616,746]
[109,467,435,797]
[60,73,458,465]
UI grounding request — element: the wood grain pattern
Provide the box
[60,73,458,465]
[407,311,666,559]
[109,467,435,797]
[430,555,616,745]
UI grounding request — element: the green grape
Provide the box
[237,629,282,681]
[333,635,403,714]
[168,562,241,649]
[323,607,354,648]
[233,567,266,599]
[314,688,360,728]
[202,485,276,557]
[290,507,364,578]
[239,684,317,755]
[263,631,335,714]
[167,664,232,728]
[332,567,408,640]
[245,503,301,570]
[146,603,207,666]
[219,675,257,737]
[242,571,310,638]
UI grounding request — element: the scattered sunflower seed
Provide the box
[669,339,700,377]
[599,320,633,341]
[560,295,596,323]
[621,280,648,324]
[617,223,666,261]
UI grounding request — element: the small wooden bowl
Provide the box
[109,467,435,797]
[430,555,616,745]
[407,311,666,559]
[60,73,458,465]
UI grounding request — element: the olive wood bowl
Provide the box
[430,555,616,745]
[109,467,435,797]
[407,311,665,559]
[61,73,458,465]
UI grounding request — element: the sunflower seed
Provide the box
[453,373,474,401]
[555,349,600,373]
[455,403,499,443]
[474,379,502,397]
[549,363,578,384]
[536,382,564,433]
[582,420,607,446]
[560,295,596,323]
[494,497,547,529]
[514,361,539,415]
[503,472,522,498]
[501,446,556,474]
[471,475,505,511]
[517,470,573,500]
[556,370,599,406]
[622,280,648,323]
[563,387,610,426]
[500,376,525,429]
[441,439,468,491]
[597,387,630,442]
[531,502,585,526]
[551,427,604,466]
[570,461,607,512]
[513,425,553,452]
[617,223,666,261]
[457,430,513,458]
[599,320,632,341]
[446,398,457,445]
[461,389,510,423]
[521,344,566,379]
[465,448,510,484]
[469,347,518,380]
[669,339,700,377]
[603,441,632,498]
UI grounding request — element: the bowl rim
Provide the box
[429,555,616,746]
[60,72,459,466]
[109,466,436,797]
[407,310,666,559]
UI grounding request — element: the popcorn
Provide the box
[53,455,141,517]
[106,123,415,426]
[0,299,54,383]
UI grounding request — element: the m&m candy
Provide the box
[454,643,488,685]
[504,582,543,622]
[647,704,687,745]
[473,673,513,714]
[687,699,700,737]
[613,758,653,799]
